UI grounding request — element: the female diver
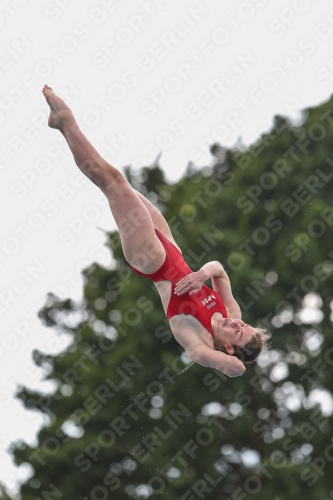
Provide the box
[42,85,270,378]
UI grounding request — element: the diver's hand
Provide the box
[174,271,205,296]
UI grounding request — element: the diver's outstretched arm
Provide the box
[189,345,246,377]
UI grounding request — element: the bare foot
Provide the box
[42,84,74,130]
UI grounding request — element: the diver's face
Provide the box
[215,318,256,354]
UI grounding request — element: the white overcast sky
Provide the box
[1,0,333,494]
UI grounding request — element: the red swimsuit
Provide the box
[129,229,227,336]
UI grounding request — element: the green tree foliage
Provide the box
[9,97,333,499]
[0,482,16,500]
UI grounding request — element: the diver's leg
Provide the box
[42,85,166,273]
[134,191,182,253]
